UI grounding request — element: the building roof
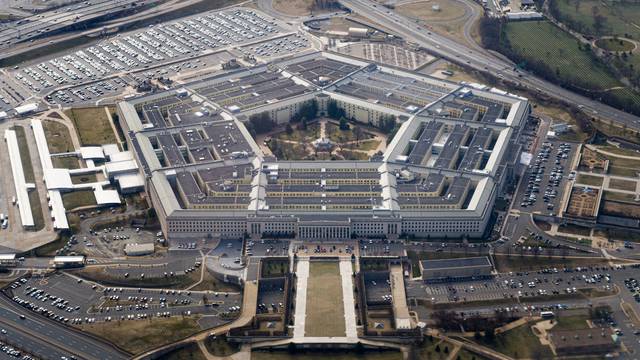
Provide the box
[549,328,615,350]
[15,103,38,114]
[124,243,155,254]
[109,151,134,163]
[115,172,145,190]
[102,144,120,158]
[4,129,34,227]
[420,256,492,271]
[93,188,121,205]
[43,169,73,190]
[53,256,85,263]
[80,146,105,160]
[105,159,139,175]
[0,254,16,261]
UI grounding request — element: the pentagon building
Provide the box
[118,52,530,241]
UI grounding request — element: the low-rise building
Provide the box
[419,256,493,282]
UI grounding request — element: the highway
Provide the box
[339,0,640,131]
[0,293,129,360]
[0,0,158,50]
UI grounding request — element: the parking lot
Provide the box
[406,264,623,304]
[515,140,576,215]
[3,272,241,327]
[5,7,293,104]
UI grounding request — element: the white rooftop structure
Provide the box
[124,243,155,256]
[4,129,34,228]
[105,159,138,177]
[109,151,134,163]
[93,188,121,205]
[0,254,16,261]
[80,146,105,160]
[48,190,69,229]
[15,103,38,115]
[115,172,145,191]
[0,111,7,119]
[102,144,120,158]
[43,169,73,190]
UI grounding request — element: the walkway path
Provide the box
[339,259,358,339]
[293,259,310,339]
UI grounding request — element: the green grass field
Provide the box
[52,156,80,170]
[483,321,552,359]
[62,190,97,210]
[553,0,640,38]
[42,120,76,153]
[505,21,619,90]
[305,261,345,337]
[65,107,117,146]
[81,316,202,355]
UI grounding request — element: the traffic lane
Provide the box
[0,295,128,360]
[0,320,73,360]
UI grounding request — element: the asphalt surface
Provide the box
[0,292,129,360]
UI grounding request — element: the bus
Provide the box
[540,311,555,319]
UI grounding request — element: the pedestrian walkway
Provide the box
[339,259,357,339]
[293,259,310,339]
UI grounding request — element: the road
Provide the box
[0,0,159,51]
[339,0,640,131]
[0,292,129,360]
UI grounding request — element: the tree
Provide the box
[339,116,350,130]
[285,123,293,135]
[248,111,275,135]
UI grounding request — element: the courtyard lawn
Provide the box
[65,107,117,146]
[304,261,345,337]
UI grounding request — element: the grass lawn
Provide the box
[188,269,241,293]
[269,140,309,160]
[162,342,205,360]
[65,107,117,146]
[62,190,97,210]
[260,259,289,278]
[42,120,75,153]
[602,191,638,203]
[396,0,481,47]
[326,122,374,144]
[601,200,640,219]
[609,178,637,192]
[274,122,320,142]
[80,316,202,355]
[305,261,345,337]
[204,335,239,357]
[338,149,370,160]
[52,156,80,169]
[575,174,603,187]
[553,0,640,39]
[416,337,457,360]
[12,126,35,182]
[477,321,552,359]
[505,21,619,90]
[607,156,640,177]
[251,350,402,360]
[70,173,98,185]
[558,223,592,236]
[595,38,635,52]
